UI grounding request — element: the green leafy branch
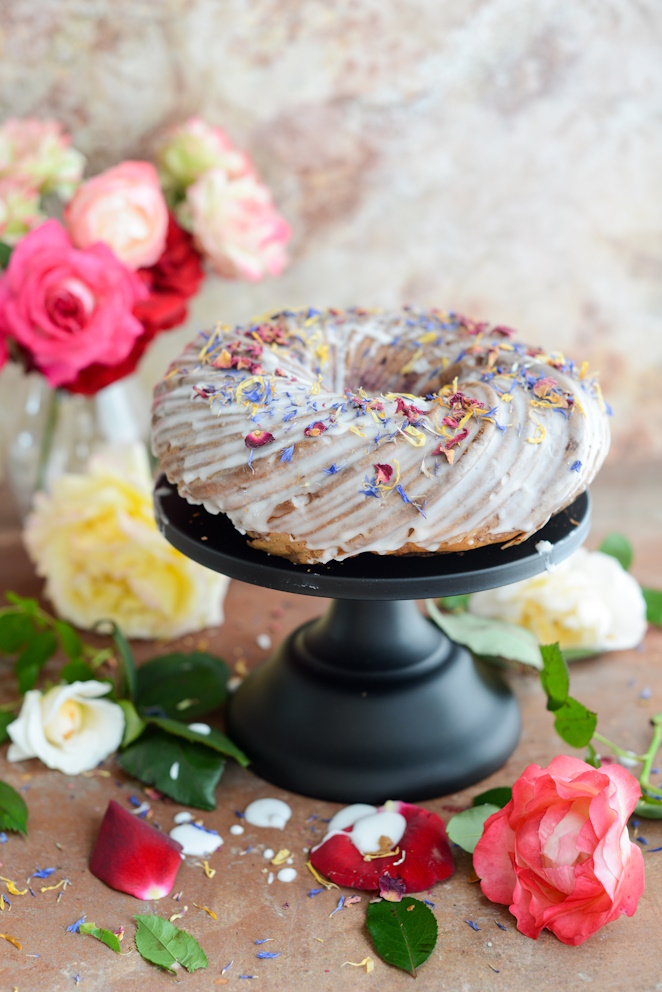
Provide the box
[539,641,662,819]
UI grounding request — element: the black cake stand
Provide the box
[154,476,590,803]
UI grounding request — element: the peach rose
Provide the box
[65,161,168,269]
[0,219,147,387]
[473,756,645,945]
[182,168,290,280]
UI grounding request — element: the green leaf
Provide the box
[599,533,633,571]
[438,594,470,612]
[5,592,39,616]
[54,621,83,661]
[135,652,231,720]
[0,612,35,654]
[61,660,97,683]
[553,696,597,748]
[0,241,12,269]
[79,922,121,953]
[117,730,225,810]
[134,914,208,974]
[540,642,570,711]
[427,600,542,668]
[634,798,662,820]
[446,804,500,854]
[15,630,58,693]
[0,780,28,835]
[118,699,146,748]
[146,716,249,767]
[642,588,662,628]
[0,712,15,745]
[110,625,137,702]
[366,897,437,976]
[472,787,512,809]
[584,742,601,768]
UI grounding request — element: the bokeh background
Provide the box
[1,0,661,463]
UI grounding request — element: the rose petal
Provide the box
[89,799,183,900]
[309,801,454,893]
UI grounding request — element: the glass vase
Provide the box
[6,374,150,519]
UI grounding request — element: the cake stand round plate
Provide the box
[154,477,590,803]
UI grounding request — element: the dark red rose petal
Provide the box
[89,799,183,900]
[309,801,454,893]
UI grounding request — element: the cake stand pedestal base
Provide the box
[227,599,520,802]
[154,477,590,802]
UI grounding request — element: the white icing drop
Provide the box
[169,762,179,781]
[263,848,275,859]
[169,823,224,857]
[257,633,272,650]
[350,812,407,855]
[326,804,378,834]
[277,868,297,883]
[244,798,292,830]
[188,723,211,735]
[173,811,194,824]
[230,824,244,835]
[267,871,274,884]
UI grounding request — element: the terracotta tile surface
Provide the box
[0,465,660,991]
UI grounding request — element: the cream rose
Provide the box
[65,161,168,269]
[7,681,125,775]
[469,548,647,651]
[23,443,229,639]
[156,116,252,197]
[182,168,290,280]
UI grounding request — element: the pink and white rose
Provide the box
[156,116,252,198]
[183,168,290,280]
[65,161,168,269]
[0,219,147,387]
[473,755,645,945]
[0,118,85,199]
[0,177,45,245]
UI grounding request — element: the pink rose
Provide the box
[0,219,147,387]
[473,756,645,946]
[0,118,85,199]
[156,116,253,197]
[183,168,290,281]
[65,161,168,269]
[0,177,45,245]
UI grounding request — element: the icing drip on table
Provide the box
[152,306,611,564]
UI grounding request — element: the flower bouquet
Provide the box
[0,116,290,506]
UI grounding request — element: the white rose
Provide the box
[469,548,647,652]
[6,681,125,775]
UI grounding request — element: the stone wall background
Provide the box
[1,0,661,463]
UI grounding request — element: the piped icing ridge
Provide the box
[151,306,610,564]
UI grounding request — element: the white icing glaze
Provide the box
[263,848,275,859]
[277,867,297,883]
[244,798,292,830]
[152,307,611,564]
[349,812,407,855]
[173,811,194,824]
[230,824,244,835]
[169,823,224,857]
[326,804,378,834]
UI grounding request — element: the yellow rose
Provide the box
[24,444,229,639]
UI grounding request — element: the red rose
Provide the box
[133,213,204,333]
[66,215,204,395]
